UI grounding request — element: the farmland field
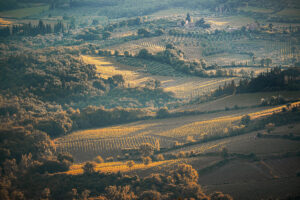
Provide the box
[55,101,300,162]
[0,4,49,18]
[238,6,273,14]
[82,55,239,99]
[175,91,300,112]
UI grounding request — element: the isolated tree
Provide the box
[186,13,191,22]
[92,19,99,26]
[82,162,95,174]
[181,20,185,26]
[154,80,161,89]
[126,160,135,169]
[108,74,125,87]
[268,23,273,31]
[154,139,160,151]
[124,51,130,57]
[57,152,74,163]
[137,28,151,37]
[139,143,155,157]
[252,55,256,64]
[166,43,175,49]
[265,58,272,67]
[195,18,210,29]
[156,107,169,118]
[172,164,199,184]
[240,115,251,126]
[196,18,205,26]
[260,59,265,67]
[154,29,164,36]
[70,17,76,29]
[221,147,229,158]
[137,49,151,59]
[102,31,111,40]
[142,156,152,165]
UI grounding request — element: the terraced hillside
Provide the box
[55,101,300,162]
[82,55,240,99]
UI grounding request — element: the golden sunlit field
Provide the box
[65,160,176,175]
[55,101,300,162]
[82,55,240,99]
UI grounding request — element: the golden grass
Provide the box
[238,6,273,14]
[207,20,228,26]
[157,114,239,138]
[250,101,300,119]
[81,55,153,87]
[207,16,254,27]
[81,56,134,80]
[163,77,238,98]
[157,101,300,138]
[65,160,176,175]
[61,124,155,139]
[0,18,12,26]
[276,8,300,17]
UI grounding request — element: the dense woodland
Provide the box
[213,67,300,97]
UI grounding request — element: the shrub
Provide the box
[139,143,155,157]
[156,107,169,118]
[126,161,135,169]
[221,147,229,158]
[82,162,96,174]
[57,152,74,163]
[142,157,152,165]
[35,159,71,174]
[240,115,251,126]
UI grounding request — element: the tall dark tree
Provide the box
[186,13,191,22]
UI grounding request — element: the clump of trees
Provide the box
[0,47,176,137]
[0,20,65,37]
[212,67,300,97]
[6,161,233,199]
[134,45,208,77]
[195,18,211,29]
[261,96,286,106]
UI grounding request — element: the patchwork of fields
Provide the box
[55,101,300,162]
[82,55,241,99]
[2,2,299,199]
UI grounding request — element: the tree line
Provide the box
[0,20,65,37]
[212,67,300,97]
